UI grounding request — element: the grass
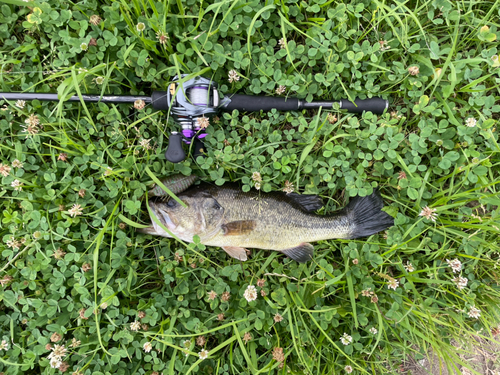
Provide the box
[0,0,500,374]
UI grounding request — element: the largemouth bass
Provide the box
[140,182,394,263]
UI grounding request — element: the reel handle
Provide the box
[165,132,186,163]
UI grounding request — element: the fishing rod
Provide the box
[0,75,389,163]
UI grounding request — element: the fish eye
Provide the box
[166,199,178,208]
[213,202,222,210]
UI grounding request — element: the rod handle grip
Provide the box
[165,133,186,163]
[223,94,299,112]
[340,98,388,114]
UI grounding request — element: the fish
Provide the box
[139,182,394,263]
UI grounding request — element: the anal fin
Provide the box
[281,243,314,263]
[222,246,248,261]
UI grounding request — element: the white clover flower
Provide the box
[340,333,352,345]
[243,285,257,302]
[228,70,239,83]
[80,43,88,51]
[465,118,477,127]
[5,237,21,250]
[16,100,25,109]
[275,85,286,95]
[345,365,353,374]
[492,55,500,67]
[252,172,262,182]
[0,163,11,177]
[130,320,141,331]
[199,348,209,360]
[468,306,480,319]
[282,180,294,194]
[379,40,390,51]
[143,341,152,352]
[25,113,40,126]
[48,344,67,361]
[446,258,462,273]
[404,261,415,272]
[89,15,101,25]
[387,278,399,290]
[419,206,438,222]
[452,276,468,290]
[197,116,209,129]
[68,204,83,217]
[139,138,152,150]
[70,338,81,348]
[136,22,146,32]
[156,30,169,44]
[11,159,23,168]
[49,357,62,368]
[0,340,8,350]
[134,99,145,110]
[21,123,40,137]
[11,179,23,191]
[361,289,372,297]
[369,327,378,335]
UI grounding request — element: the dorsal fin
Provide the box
[284,193,324,212]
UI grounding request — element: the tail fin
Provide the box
[341,190,394,239]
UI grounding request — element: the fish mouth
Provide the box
[149,201,177,232]
[160,211,176,230]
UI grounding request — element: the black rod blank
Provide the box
[0,92,151,104]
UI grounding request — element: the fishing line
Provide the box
[188,86,210,106]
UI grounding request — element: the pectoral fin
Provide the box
[222,246,248,261]
[221,220,257,236]
[281,243,314,263]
